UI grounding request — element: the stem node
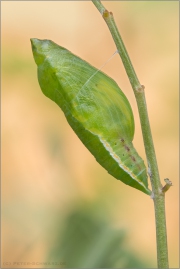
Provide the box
[103,10,110,18]
[135,85,145,93]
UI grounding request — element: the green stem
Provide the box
[92,1,169,268]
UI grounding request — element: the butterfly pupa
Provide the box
[31,38,151,195]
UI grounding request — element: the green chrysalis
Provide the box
[31,38,151,195]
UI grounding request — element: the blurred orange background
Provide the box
[2,1,179,268]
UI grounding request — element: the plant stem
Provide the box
[92,1,169,268]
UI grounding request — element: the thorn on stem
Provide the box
[161,178,173,193]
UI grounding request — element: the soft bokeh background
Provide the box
[2,1,179,268]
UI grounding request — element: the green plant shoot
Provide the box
[31,38,151,195]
